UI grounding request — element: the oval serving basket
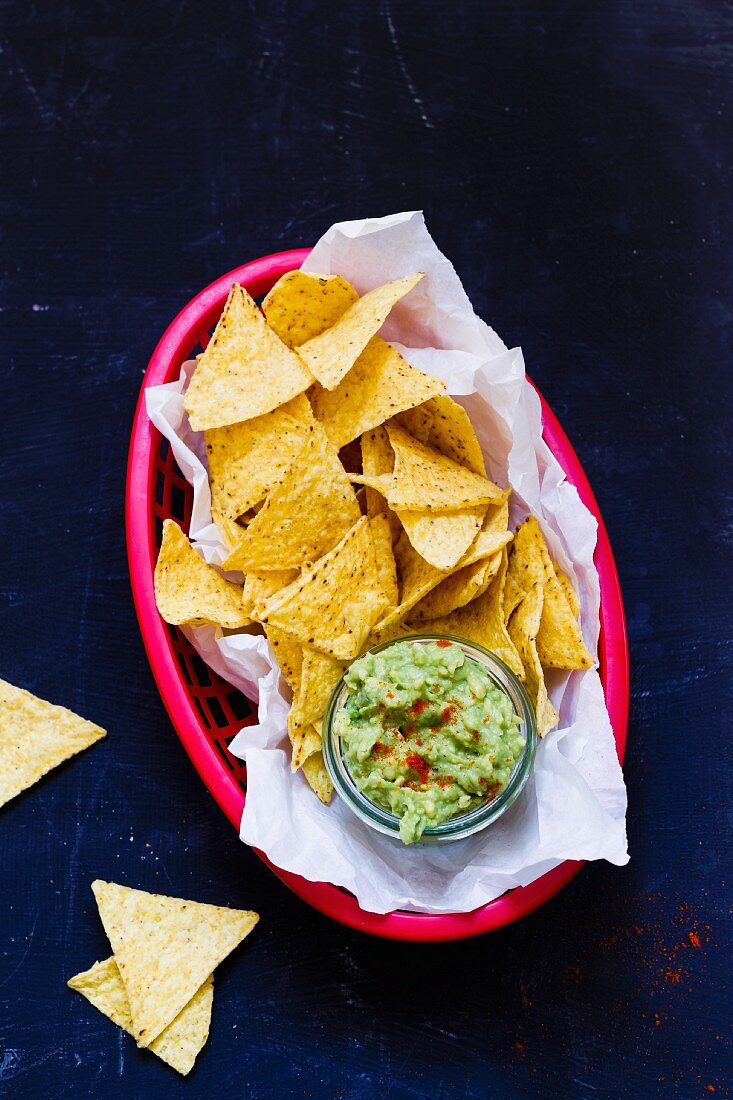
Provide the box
[126,249,629,942]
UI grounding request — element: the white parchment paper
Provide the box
[146,211,628,914]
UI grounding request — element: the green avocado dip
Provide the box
[334,639,524,844]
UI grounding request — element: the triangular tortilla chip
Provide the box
[205,402,311,526]
[555,565,581,619]
[242,570,299,619]
[301,749,333,803]
[310,337,444,449]
[422,550,525,679]
[288,711,323,771]
[395,402,434,443]
[262,270,358,347]
[361,425,401,540]
[537,562,593,670]
[183,284,313,430]
[398,506,486,571]
[399,395,487,475]
[384,423,503,512]
[91,881,258,1048]
[503,515,546,623]
[408,551,502,623]
[154,520,250,629]
[297,273,424,389]
[369,513,399,607]
[505,516,592,670]
[257,517,388,660]
[68,957,213,1076]
[288,648,345,770]
[507,582,559,736]
[223,423,361,572]
[264,625,303,694]
[0,680,105,808]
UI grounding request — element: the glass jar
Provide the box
[321,634,537,845]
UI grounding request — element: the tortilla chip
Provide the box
[311,337,444,449]
[288,713,323,771]
[408,551,502,623]
[297,273,425,390]
[458,494,512,565]
[257,517,388,660]
[242,570,299,619]
[384,423,503,512]
[555,564,581,619]
[288,648,344,770]
[401,395,487,475]
[223,422,361,572]
[91,880,258,1048]
[210,504,246,551]
[154,520,250,629]
[361,426,401,540]
[183,284,313,431]
[395,402,433,443]
[264,625,303,694]
[369,513,399,607]
[398,506,486,571]
[301,750,333,803]
[422,550,525,679]
[537,561,593,671]
[504,516,546,623]
[507,582,559,735]
[68,957,212,1076]
[205,403,311,527]
[0,680,105,808]
[262,271,358,347]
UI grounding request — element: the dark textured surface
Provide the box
[0,1,730,1096]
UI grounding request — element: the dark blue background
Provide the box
[1,2,730,1097]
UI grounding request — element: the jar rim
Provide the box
[321,634,538,845]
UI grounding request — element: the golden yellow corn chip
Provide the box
[537,562,593,671]
[395,402,434,443]
[264,625,303,694]
[506,517,592,671]
[288,648,345,770]
[384,423,503,512]
[205,403,311,527]
[154,520,250,629]
[184,284,313,430]
[402,395,487,475]
[68,958,213,1076]
[398,506,486,571]
[554,564,581,619]
[223,423,361,572]
[369,513,399,607]
[262,270,358,347]
[288,712,323,771]
[361,425,401,540]
[507,582,559,735]
[408,551,502,623]
[311,338,444,449]
[504,515,547,624]
[301,749,333,803]
[242,570,299,619]
[91,880,258,1048]
[297,273,425,390]
[422,550,525,679]
[0,680,105,809]
[257,517,388,660]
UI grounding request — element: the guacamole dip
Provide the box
[334,639,524,844]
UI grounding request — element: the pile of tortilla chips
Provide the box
[68,880,259,1075]
[154,269,595,803]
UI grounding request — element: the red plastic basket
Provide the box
[126,249,629,942]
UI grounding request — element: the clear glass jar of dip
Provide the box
[321,634,537,845]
